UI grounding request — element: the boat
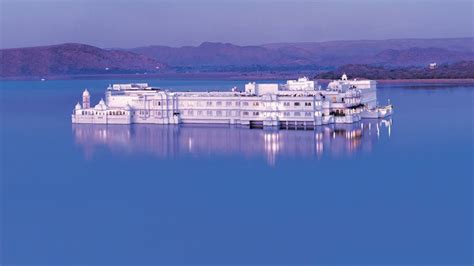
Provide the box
[361,104,394,119]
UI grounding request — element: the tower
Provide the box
[82,89,90,109]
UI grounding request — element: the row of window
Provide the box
[178,100,320,107]
[186,110,240,117]
[182,110,321,117]
[80,111,126,116]
[281,112,313,117]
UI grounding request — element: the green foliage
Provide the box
[316,61,474,79]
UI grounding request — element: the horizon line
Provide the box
[2,36,473,50]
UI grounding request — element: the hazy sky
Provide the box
[1,0,472,49]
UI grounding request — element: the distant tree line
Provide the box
[173,65,332,73]
[315,61,474,79]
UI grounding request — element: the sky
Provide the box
[0,0,472,49]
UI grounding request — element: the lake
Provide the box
[0,79,472,264]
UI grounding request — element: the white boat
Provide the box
[361,105,394,119]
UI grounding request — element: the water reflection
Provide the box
[73,119,392,166]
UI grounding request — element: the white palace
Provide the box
[71,75,393,129]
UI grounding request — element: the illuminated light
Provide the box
[188,138,193,150]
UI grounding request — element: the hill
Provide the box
[0,43,165,78]
[315,61,474,80]
[1,38,473,79]
[131,38,474,68]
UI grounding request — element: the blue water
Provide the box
[0,79,472,265]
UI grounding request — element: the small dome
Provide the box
[82,89,90,97]
[94,98,107,110]
[75,102,81,110]
[328,81,339,89]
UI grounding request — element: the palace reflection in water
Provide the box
[73,119,392,166]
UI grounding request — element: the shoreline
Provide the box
[1,73,474,84]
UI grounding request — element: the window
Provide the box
[283,102,290,106]
[206,110,212,116]
[207,101,212,106]
[216,110,222,116]
[253,111,259,116]
[294,102,300,106]
[197,110,202,115]
[243,111,249,116]
[294,112,301,116]
[284,112,290,116]
[226,101,232,106]
[252,102,259,106]
[243,102,249,106]
[226,110,231,116]
[305,102,312,106]
[305,112,312,117]
[187,110,194,116]
[217,101,222,106]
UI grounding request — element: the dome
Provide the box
[82,89,90,97]
[328,81,339,90]
[94,98,107,111]
[75,102,81,110]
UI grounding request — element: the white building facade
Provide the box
[71,76,392,128]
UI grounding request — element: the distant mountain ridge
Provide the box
[130,38,474,67]
[1,38,473,78]
[0,43,165,77]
